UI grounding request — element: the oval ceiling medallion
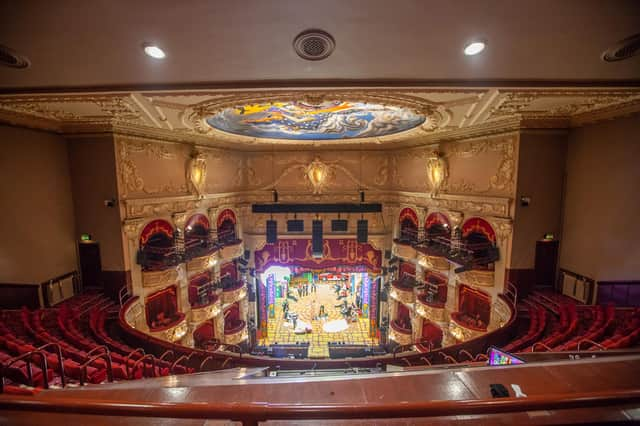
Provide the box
[206,101,425,140]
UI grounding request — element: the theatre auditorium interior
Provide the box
[1,1,640,425]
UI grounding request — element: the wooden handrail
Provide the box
[1,389,639,423]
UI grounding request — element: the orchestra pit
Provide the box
[0,1,639,424]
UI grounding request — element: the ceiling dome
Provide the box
[205,101,425,140]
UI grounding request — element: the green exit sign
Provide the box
[80,233,92,241]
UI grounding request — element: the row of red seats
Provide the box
[592,308,640,350]
[0,326,106,385]
[55,305,166,378]
[501,305,546,353]
[88,308,192,375]
[530,303,578,350]
[554,304,615,351]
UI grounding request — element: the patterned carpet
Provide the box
[259,283,378,358]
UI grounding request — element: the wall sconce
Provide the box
[426,152,448,197]
[187,151,207,196]
[305,157,332,194]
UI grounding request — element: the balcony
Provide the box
[456,269,495,287]
[219,239,244,262]
[389,319,413,346]
[392,241,417,261]
[137,246,183,272]
[190,294,222,323]
[449,311,488,342]
[222,280,247,304]
[186,253,217,275]
[147,312,188,343]
[416,293,446,322]
[390,278,416,305]
[223,320,247,345]
[142,268,179,290]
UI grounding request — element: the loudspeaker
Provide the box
[357,219,368,243]
[312,220,323,257]
[244,249,250,260]
[331,219,348,232]
[266,220,277,244]
[384,249,392,259]
[287,219,304,232]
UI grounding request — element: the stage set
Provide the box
[254,239,382,358]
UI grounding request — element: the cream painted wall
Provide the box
[0,124,77,283]
[68,136,125,271]
[559,114,640,281]
[510,131,567,269]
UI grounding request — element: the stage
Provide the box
[258,280,378,358]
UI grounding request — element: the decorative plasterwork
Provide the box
[1,88,639,150]
[116,136,189,198]
[426,153,448,196]
[187,151,207,196]
[443,135,516,196]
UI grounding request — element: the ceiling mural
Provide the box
[0,88,639,150]
[205,101,425,140]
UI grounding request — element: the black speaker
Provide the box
[244,249,250,260]
[266,220,277,244]
[357,219,368,243]
[384,249,392,259]
[312,220,323,257]
[331,219,348,232]
[287,219,304,232]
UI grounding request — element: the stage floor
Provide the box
[259,283,378,358]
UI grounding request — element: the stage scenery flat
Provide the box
[206,101,425,140]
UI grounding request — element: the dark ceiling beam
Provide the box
[252,203,382,214]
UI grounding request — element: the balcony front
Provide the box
[392,241,417,261]
[390,279,416,304]
[223,320,247,345]
[455,269,495,287]
[142,268,179,290]
[186,252,217,275]
[148,312,188,343]
[449,311,488,342]
[222,280,247,304]
[219,239,244,262]
[389,319,413,346]
[415,293,446,322]
[190,294,222,323]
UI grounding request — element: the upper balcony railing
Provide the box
[138,228,242,271]
[396,229,499,272]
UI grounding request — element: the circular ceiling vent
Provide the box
[293,29,335,61]
[602,33,640,62]
[0,45,30,69]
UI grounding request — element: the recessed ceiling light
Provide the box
[464,41,486,56]
[143,44,166,59]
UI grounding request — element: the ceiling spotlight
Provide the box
[464,41,486,56]
[143,43,166,59]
